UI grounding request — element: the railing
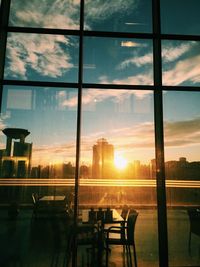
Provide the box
[0,178,199,188]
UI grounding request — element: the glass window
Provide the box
[79,88,159,266]
[1,86,78,175]
[163,91,200,266]
[9,0,80,30]
[162,40,200,86]
[161,0,200,35]
[0,85,77,265]
[4,33,79,83]
[84,0,152,33]
[83,37,153,85]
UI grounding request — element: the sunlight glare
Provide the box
[114,155,128,170]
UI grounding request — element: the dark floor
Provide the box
[0,208,199,267]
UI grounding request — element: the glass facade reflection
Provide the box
[163,91,200,266]
[0,0,200,267]
[84,0,152,33]
[9,0,80,29]
[161,0,200,35]
[83,38,153,85]
[162,40,200,86]
[5,33,79,82]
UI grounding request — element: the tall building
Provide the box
[0,128,32,178]
[92,138,114,178]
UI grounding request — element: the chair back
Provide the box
[32,193,37,205]
[121,205,130,221]
[187,208,200,236]
[127,211,138,244]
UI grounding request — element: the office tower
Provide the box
[92,138,114,179]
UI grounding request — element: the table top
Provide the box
[39,195,66,202]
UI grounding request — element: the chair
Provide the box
[31,193,39,218]
[121,205,130,221]
[105,210,138,267]
[103,205,130,239]
[187,208,200,253]
[65,192,74,218]
[76,223,100,266]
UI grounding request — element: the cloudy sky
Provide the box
[1,0,200,166]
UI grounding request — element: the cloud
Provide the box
[0,115,9,149]
[32,141,76,165]
[84,0,137,29]
[99,72,153,86]
[6,33,75,79]
[163,54,200,85]
[61,87,153,109]
[162,42,196,63]
[10,0,80,29]
[10,0,136,31]
[119,53,153,69]
[164,117,200,146]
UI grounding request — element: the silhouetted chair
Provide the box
[187,208,200,253]
[105,210,138,267]
[31,193,39,219]
[76,223,100,266]
[104,205,130,239]
[65,192,74,218]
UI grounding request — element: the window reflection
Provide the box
[80,89,155,206]
[162,40,200,86]
[84,0,152,33]
[163,91,200,265]
[9,0,80,30]
[0,86,77,179]
[5,33,79,82]
[83,37,153,85]
[161,0,200,35]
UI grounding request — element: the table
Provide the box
[39,195,66,202]
[36,195,67,216]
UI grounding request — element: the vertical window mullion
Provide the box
[152,0,169,266]
[0,0,11,110]
[72,0,84,267]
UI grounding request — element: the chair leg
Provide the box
[188,230,191,255]
[132,243,137,267]
[125,245,132,267]
[106,243,109,267]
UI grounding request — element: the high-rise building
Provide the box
[92,138,114,179]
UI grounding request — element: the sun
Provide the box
[114,155,128,170]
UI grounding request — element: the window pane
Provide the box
[79,88,159,266]
[1,86,77,188]
[0,85,77,265]
[84,37,153,85]
[5,33,79,83]
[163,91,200,266]
[162,40,200,86]
[84,0,152,33]
[9,0,80,30]
[161,0,200,35]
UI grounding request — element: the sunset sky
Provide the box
[0,0,200,166]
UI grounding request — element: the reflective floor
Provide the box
[0,208,199,267]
